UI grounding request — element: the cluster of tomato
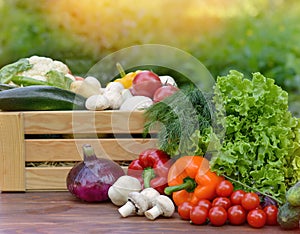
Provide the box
[177,180,278,228]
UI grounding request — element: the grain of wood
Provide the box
[0,192,290,233]
[25,138,157,162]
[0,112,25,191]
[23,110,148,134]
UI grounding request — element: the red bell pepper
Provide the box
[127,148,172,194]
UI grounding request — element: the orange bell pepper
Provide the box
[164,156,224,206]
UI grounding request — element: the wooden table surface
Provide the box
[0,192,296,234]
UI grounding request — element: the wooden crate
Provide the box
[0,110,157,192]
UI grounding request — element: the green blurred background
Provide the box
[0,0,299,115]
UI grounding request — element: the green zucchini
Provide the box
[0,85,87,111]
[0,84,18,91]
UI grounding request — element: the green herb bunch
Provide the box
[144,85,213,158]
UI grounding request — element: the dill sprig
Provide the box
[144,85,213,157]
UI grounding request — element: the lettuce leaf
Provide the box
[210,70,300,203]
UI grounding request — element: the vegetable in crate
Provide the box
[0,56,75,90]
[66,144,125,202]
[210,70,300,203]
[127,148,172,194]
[164,156,223,206]
[0,85,87,111]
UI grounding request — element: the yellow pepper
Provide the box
[114,71,140,89]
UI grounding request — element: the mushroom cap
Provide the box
[154,195,175,216]
[108,176,142,206]
[140,188,160,207]
[144,195,175,220]
[113,175,142,190]
[128,192,149,215]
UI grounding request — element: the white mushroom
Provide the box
[144,195,175,220]
[105,82,124,92]
[85,94,110,110]
[118,192,149,217]
[119,96,153,111]
[108,176,142,206]
[104,91,124,110]
[70,76,102,98]
[159,75,177,87]
[121,89,133,102]
[140,188,160,208]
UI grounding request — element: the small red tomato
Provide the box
[197,199,212,210]
[190,206,208,225]
[208,206,228,226]
[241,192,260,210]
[227,205,246,225]
[212,197,231,210]
[177,201,194,220]
[230,190,246,205]
[247,209,267,228]
[263,205,278,225]
[153,85,179,103]
[216,180,234,197]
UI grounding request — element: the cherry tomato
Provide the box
[190,206,208,225]
[230,190,246,205]
[241,192,260,210]
[212,197,231,210]
[263,205,278,225]
[177,201,194,220]
[247,209,267,228]
[197,199,212,210]
[216,180,234,197]
[227,205,246,225]
[208,206,228,226]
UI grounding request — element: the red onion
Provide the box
[66,144,125,202]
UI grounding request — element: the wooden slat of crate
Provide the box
[25,167,71,191]
[25,138,157,162]
[25,166,130,191]
[0,112,25,191]
[0,110,156,192]
[23,110,147,134]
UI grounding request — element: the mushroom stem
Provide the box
[144,206,161,220]
[144,195,175,220]
[118,201,136,217]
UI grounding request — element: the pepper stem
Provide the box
[143,167,156,188]
[116,62,126,78]
[164,177,197,196]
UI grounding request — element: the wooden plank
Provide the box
[23,110,149,134]
[0,192,288,233]
[25,138,157,162]
[25,167,70,191]
[25,166,128,191]
[0,112,25,191]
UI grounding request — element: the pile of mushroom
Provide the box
[118,187,175,220]
[70,70,178,111]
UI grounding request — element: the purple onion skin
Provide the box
[66,145,125,202]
